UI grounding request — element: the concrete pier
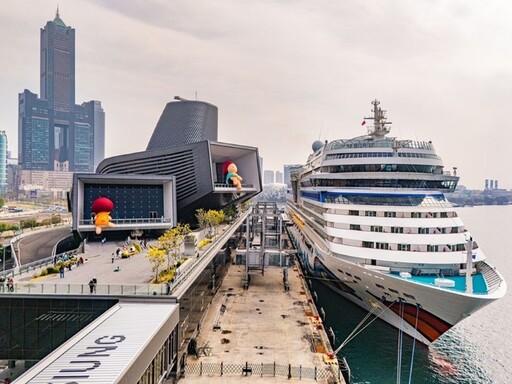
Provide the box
[177,261,344,383]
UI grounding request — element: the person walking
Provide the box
[7,277,14,292]
[88,279,94,294]
[59,265,65,278]
[92,277,97,293]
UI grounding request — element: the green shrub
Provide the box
[46,266,59,274]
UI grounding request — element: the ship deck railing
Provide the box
[476,260,503,293]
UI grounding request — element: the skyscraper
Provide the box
[18,9,105,173]
[0,132,7,194]
[263,170,275,185]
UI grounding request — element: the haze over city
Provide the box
[1,0,511,189]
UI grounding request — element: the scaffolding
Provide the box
[241,202,288,289]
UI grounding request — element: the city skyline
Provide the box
[1,1,512,188]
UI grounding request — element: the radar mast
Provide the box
[364,99,392,139]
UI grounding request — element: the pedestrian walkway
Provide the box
[12,240,161,295]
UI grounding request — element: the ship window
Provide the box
[384,211,396,217]
[418,227,429,234]
[371,225,383,232]
[349,210,359,216]
[391,227,404,233]
[411,212,422,218]
[354,276,362,281]
[440,212,448,218]
[346,272,353,277]
[350,224,361,230]
[403,293,416,300]
[362,241,375,249]
[337,269,344,274]
[376,284,385,289]
[427,245,439,252]
[398,244,411,251]
[365,210,377,217]
[451,227,459,233]
[376,242,389,250]
[389,288,399,294]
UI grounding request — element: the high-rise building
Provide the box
[263,170,274,184]
[275,170,283,184]
[283,164,302,186]
[18,9,105,173]
[0,131,7,194]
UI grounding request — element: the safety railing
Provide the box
[1,282,169,296]
[184,361,340,381]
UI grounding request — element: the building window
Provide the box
[362,241,375,248]
[440,212,448,218]
[350,224,361,230]
[371,225,383,232]
[391,227,404,233]
[411,212,422,218]
[418,227,429,234]
[365,211,377,217]
[376,242,389,250]
[384,211,396,217]
[451,227,459,233]
[427,244,439,252]
[349,210,359,216]
[398,244,411,251]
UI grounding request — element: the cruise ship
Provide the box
[286,100,507,345]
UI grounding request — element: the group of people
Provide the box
[0,275,14,292]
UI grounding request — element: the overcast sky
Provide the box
[1,0,511,189]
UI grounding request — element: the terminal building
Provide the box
[70,97,262,236]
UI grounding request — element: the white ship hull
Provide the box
[286,210,506,345]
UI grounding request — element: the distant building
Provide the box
[18,169,73,199]
[263,170,274,185]
[0,131,7,194]
[275,170,283,184]
[146,97,217,150]
[18,10,105,173]
[283,164,302,186]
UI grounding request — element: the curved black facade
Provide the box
[146,100,218,150]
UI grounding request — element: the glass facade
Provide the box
[83,184,165,221]
[0,297,117,360]
[0,132,7,194]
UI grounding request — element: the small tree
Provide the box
[147,248,166,282]
[206,209,225,236]
[158,223,191,270]
[195,208,208,230]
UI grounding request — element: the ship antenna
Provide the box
[363,99,392,139]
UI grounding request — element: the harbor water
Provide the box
[314,205,511,384]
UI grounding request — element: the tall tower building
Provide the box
[263,170,275,185]
[275,170,283,184]
[18,9,105,173]
[0,132,7,194]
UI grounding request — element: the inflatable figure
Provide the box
[223,161,243,190]
[92,197,115,234]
